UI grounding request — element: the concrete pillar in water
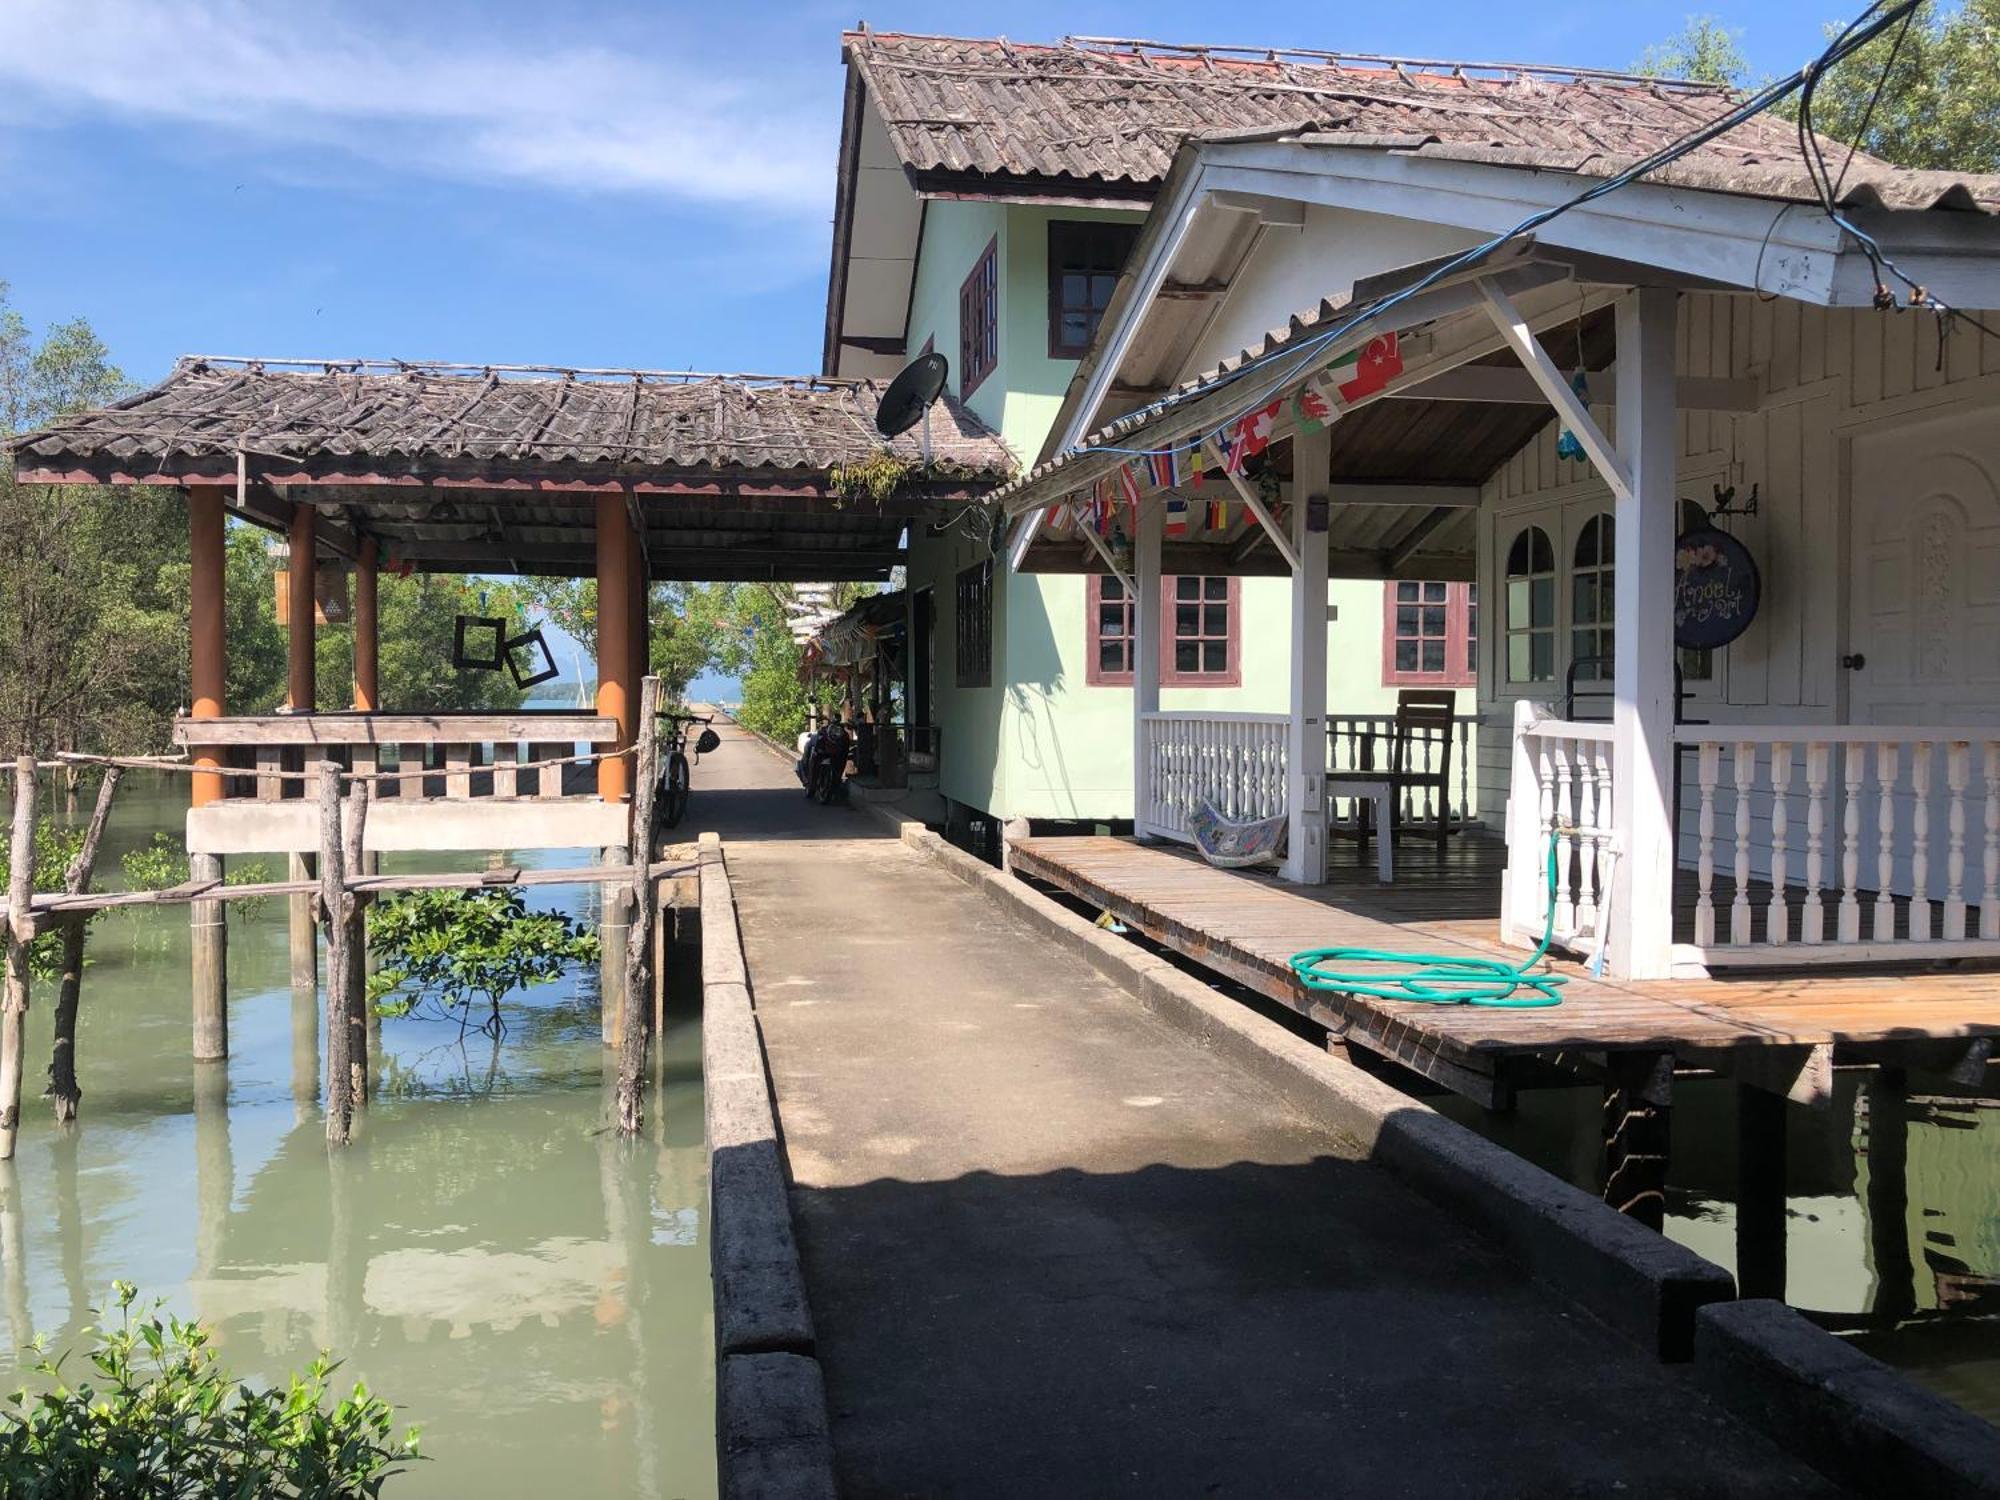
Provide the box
[288,852,317,994]
[1735,1084,1788,1301]
[601,846,630,1047]
[190,852,228,1061]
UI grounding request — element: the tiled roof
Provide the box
[845,31,2000,213]
[847,32,1813,189]
[10,358,1017,479]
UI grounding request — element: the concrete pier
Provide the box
[189,852,227,1060]
[690,718,1841,1497]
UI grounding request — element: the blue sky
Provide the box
[0,0,1859,388]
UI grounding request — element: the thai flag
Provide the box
[1146,449,1179,491]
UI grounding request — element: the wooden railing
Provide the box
[170,712,620,802]
[1505,704,1616,954]
[1138,711,1288,843]
[1676,726,2000,965]
[1327,711,1480,830]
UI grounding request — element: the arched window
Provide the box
[1504,526,1555,684]
[1571,514,1614,681]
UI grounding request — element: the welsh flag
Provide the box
[1292,385,1334,432]
[1327,332,1403,410]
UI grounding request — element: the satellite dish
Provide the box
[875,351,949,464]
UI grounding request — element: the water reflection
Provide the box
[0,776,715,1498]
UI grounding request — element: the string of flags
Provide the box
[1047,332,1403,542]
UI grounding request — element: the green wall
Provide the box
[906,200,1470,822]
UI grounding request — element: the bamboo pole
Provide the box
[617,677,661,1135]
[318,765,355,1145]
[1,758,36,1160]
[342,779,371,1110]
[47,767,122,1123]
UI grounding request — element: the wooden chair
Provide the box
[1326,689,1459,864]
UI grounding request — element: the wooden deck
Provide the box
[1010,835,2000,1109]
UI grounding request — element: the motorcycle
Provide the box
[795,720,853,805]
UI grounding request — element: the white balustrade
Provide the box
[1504,704,1615,954]
[1137,711,1288,843]
[1674,726,2000,965]
[1326,712,1481,831]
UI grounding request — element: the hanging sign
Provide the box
[1674,525,1761,649]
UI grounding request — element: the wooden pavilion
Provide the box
[9,357,1013,1053]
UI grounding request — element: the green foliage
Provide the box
[828,451,914,506]
[1788,0,2000,173]
[0,818,87,981]
[0,1281,420,1498]
[314,573,528,714]
[120,833,274,918]
[1634,15,1747,85]
[722,583,859,745]
[366,887,599,1038]
[513,578,735,703]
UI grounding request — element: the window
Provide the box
[1167,576,1238,686]
[958,237,999,397]
[1571,514,1614,681]
[1382,581,1476,687]
[955,560,992,687]
[1048,220,1139,358]
[1504,525,1556,683]
[1085,574,1239,686]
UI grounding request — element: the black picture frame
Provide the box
[452,615,507,670]
[503,627,561,689]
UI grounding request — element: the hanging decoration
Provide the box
[1164,497,1189,538]
[1205,497,1228,533]
[1324,332,1404,413]
[1554,370,1592,461]
[1233,400,1283,463]
[1673,521,1762,650]
[1190,448,1206,488]
[1292,385,1333,433]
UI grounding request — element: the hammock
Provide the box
[1187,799,1287,869]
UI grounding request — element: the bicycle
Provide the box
[656,711,720,830]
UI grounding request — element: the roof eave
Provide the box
[821,64,870,377]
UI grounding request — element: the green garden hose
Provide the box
[1288,840,1568,1008]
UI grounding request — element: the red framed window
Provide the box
[1382,580,1476,687]
[1088,575,1240,687]
[958,236,999,398]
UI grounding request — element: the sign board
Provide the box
[1674,526,1760,649]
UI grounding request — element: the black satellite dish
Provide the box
[875,351,949,463]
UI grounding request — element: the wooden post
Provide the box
[618,676,662,1134]
[1862,1067,1916,1324]
[287,501,317,712]
[1131,490,1162,837]
[288,853,317,993]
[1284,424,1332,884]
[596,494,634,803]
[353,535,379,712]
[318,764,355,1145]
[1602,1050,1673,1230]
[1609,287,1679,979]
[342,780,371,1110]
[46,767,121,1124]
[189,486,228,808]
[1,758,37,1161]
[190,853,228,1061]
[1735,1084,1788,1300]
[601,855,629,1047]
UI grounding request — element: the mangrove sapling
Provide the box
[121,832,276,918]
[366,887,598,1041]
[0,1280,422,1496]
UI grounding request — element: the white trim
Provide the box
[1205,439,1301,572]
[1478,279,1634,503]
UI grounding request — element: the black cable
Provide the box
[1833,6,1918,198]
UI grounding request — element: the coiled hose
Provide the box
[1288,839,1568,1008]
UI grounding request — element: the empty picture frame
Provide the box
[503,627,561,689]
[453,615,507,670]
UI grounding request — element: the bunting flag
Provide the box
[1091,477,1114,535]
[1190,447,1206,488]
[1292,384,1334,432]
[1164,496,1189,538]
[1326,332,1404,410]
[1214,427,1242,475]
[1145,448,1180,491]
[1205,498,1228,533]
[1117,462,1143,534]
[1235,400,1282,461]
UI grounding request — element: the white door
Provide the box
[1846,407,2000,910]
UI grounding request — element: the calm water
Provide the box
[1439,1071,2000,1423]
[0,776,715,1498]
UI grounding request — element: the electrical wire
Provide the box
[1058,0,1932,473]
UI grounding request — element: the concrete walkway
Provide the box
[691,717,1836,1498]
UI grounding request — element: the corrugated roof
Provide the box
[10,357,1016,479]
[847,31,1847,193]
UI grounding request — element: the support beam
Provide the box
[595,494,634,803]
[1386,506,1458,570]
[1602,1050,1672,1229]
[286,501,316,712]
[1073,500,1137,593]
[1736,1083,1788,1301]
[1206,440,1299,573]
[1329,484,1481,509]
[1131,498,1162,838]
[1282,426,1331,885]
[188,486,228,808]
[1383,365,1761,413]
[1608,287,1680,980]
[1478,280,1633,504]
[353,536,379,712]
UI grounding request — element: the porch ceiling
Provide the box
[10,358,1017,582]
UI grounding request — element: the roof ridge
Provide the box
[180,356,876,388]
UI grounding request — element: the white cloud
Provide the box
[0,0,833,215]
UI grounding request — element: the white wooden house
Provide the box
[989,71,2000,983]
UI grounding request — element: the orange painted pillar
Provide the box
[629,523,648,693]
[287,502,316,712]
[188,487,228,807]
[353,536,379,711]
[595,494,633,802]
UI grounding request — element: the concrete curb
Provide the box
[1693,1300,2000,1499]
[698,834,838,1498]
[889,818,1734,1361]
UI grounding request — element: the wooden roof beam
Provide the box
[1383,364,1758,411]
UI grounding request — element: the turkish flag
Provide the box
[1335,333,1403,404]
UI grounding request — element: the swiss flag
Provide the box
[1235,400,1282,459]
